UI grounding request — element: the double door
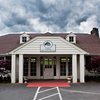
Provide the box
[44,58,54,79]
[41,57,56,79]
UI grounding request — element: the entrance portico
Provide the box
[11,54,85,83]
[10,36,87,83]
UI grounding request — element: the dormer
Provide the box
[20,32,30,44]
[66,32,76,43]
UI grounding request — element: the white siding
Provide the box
[12,37,87,54]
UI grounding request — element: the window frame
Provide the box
[60,57,67,76]
[30,57,37,76]
[69,36,74,42]
[22,36,27,42]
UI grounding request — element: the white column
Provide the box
[19,54,23,83]
[80,54,85,83]
[11,54,16,83]
[72,54,77,83]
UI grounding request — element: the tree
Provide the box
[86,56,100,75]
[0,60,11,74]
[0,59,11,82]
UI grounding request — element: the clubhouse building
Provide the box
[0,28,100,83]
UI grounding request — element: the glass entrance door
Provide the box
[44,58,53,79]
[40,57,56,79]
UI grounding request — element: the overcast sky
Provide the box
[0,0,100,35]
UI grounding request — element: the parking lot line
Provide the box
[57,87,63,100]
[33,87,63,100]
[33,87,40,100]
[61,88,100,95]
[38,93,59,100]
[39,87,57,93]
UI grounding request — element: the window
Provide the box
[69,36,74,42]
[0,57,5,60]
[20,32,30,43]
[23,57,29,76]
[30,57,37,76]
[66,33,76,43]
[40,57,43,76]
[22,37,27,42]
[60,57,66,76]
[53,57,56,76]
[68,57,72,76]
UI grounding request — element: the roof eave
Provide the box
[88,53,100,56]
[0,53,10,56]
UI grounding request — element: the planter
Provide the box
[67,76,72,83]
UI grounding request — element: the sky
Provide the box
[0,0,100,35]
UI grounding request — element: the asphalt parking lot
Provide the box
[0,82,100,100]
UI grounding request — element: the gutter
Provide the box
[0,53,10,56]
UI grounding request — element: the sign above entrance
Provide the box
[44,40,53,48]
[40,40,56,52]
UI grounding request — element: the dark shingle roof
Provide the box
[0,33,100,55]
[0,34,20,54]
[75,34,100,55]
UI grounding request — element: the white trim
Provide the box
[9,36,88,54]
[0,53,9,56]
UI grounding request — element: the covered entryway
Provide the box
[10,36,87,83]
[23,55,70,80]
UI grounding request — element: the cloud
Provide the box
[0,0,100,35]
[79,15,98,32]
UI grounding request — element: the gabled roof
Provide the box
[0,32,100,55]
